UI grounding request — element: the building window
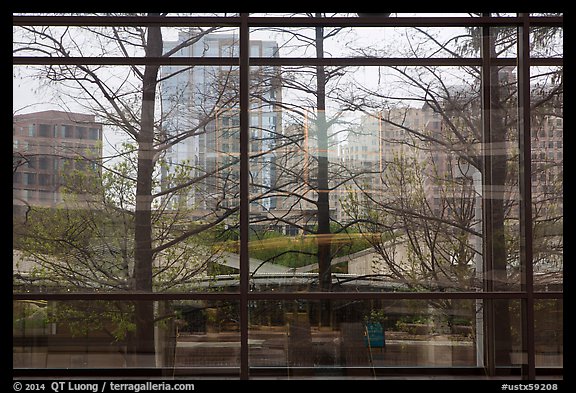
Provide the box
[23,172,36,185]
[38,124,52,137]
[89,128,99,139]
[64,125,74,138]
[38,173,52,186]
[77,126,87,139]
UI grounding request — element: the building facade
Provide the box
[13,110,103,215]
[160,30,282,215]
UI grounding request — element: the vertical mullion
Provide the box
[239,12,250,381]
[481,15,496,377]
[517,12,536,380]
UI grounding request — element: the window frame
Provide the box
[12,13,563,380]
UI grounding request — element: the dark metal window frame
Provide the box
[12,13,563,380]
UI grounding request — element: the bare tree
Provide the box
[335,18,562,366]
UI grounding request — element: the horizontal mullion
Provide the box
[12,56,239,66]
[252,58,560,67]
[12,291,563,301]
[12,292,240,301]
[248,16,563,28]
[251,57,562,68]
[13,56,481,67]
[12,15,241,27]
[245,291,563,300]
[12,366,562,378]
[253,57,482,66]
[12,15,563,28]
[528,16,564,27]
[13,56,562,67]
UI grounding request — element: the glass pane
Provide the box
[248,64,530,293]
[13,64,241,294]
[493,299,522,368]
[248,299,478,375]
[534,299,563,369]
[530,26,563,58]
[13,23,239,58]
[530,66,563,291]
[164,27,241,58]
[491,27,517,58]
[250,26,481,58]
[13,299,241,371]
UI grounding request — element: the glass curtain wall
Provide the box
[12,13,563,380]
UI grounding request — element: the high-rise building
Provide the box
[160,30,281,215]
[13,110,103,216]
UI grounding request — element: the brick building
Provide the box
[13,110,102,215]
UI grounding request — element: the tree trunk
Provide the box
[315,18,332,327]
[488,63,513,366]
[132,13,163,367]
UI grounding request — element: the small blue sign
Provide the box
[364,322,385,348]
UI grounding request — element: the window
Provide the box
[38,173,52,186]
[23,172,36,185]
[12,13,563,381]
[38,124,52,137]
[38,157,49,169]
[89,127,100,140]
[64,125,74,138]
[77,126,87,139]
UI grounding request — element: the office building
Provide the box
[160,30,281,215]
[13,110,103,215]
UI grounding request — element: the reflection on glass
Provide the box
[12,14,563,379]
[246,64,536,293]
[12,64,243,294]
[13,298,562,373]
[534,299,563,368]
[248,299,478,375]
[13,300,240,370]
